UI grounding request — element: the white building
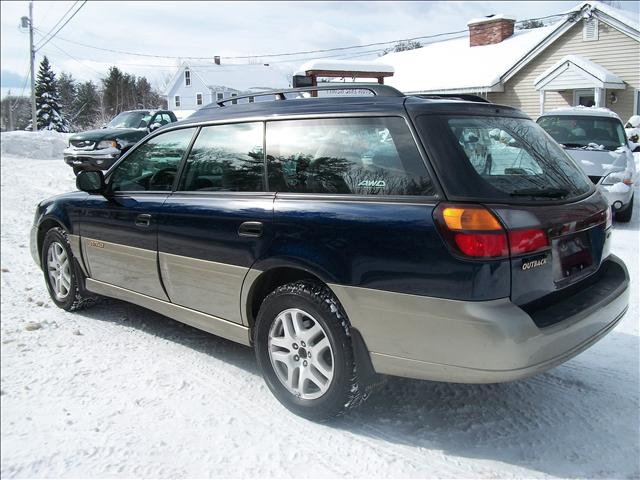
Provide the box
[165,58,291,115]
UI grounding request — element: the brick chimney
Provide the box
[214,56,221,65]
[467,14,516,47]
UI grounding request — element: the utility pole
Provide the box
[28,2,37,131]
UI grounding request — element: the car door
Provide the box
[157,122,273,324]
[81,127,198,300]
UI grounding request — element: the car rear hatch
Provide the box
[411,101,615,323]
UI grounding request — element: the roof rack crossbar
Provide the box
[414,94,491,103]
[215,84,404,107]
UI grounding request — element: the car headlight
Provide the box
[601,170,633,186]
[97,140,117,149]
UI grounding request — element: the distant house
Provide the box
[377,1,639,120]
[165,57,291,114]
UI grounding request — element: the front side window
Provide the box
[179,123,264,192]
[266,117,435,196]
[110,128,196,192]
[417,115,593,201]
[174,95,181,108]
[537,115,626,151]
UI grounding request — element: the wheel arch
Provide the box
[36,217,68,265]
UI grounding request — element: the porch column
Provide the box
[594,87,604,107]
[539,90,546,116]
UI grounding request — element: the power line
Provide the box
[35,1,78,49]
[37,12,566,62]
[36,1,87,51]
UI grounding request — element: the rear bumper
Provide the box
[330,255,629,383]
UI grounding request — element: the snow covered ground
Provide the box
[1,135,638,478]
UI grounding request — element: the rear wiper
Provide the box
[510,187,570,198]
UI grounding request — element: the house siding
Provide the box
[488,20,640,121]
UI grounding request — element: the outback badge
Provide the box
[521,254,548,270]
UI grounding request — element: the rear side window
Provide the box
[417,115,593,202]
[266,117,435,196]
[179,123,264,192]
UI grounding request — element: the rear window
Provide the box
[266,117,435,196]
[417,115,593,202]
[537,114,626,151]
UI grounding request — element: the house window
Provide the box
[196,92,203,106]
[248,96,255,103]
[175,95,181,108]
[574,89,595,107]
[184,70,191,87]
[217,92,224,101]
[231,93,238,105]
[583,17,598,41]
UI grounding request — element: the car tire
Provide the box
[615,194,634,223]
[254,280,371,421]
[41,227,98,311]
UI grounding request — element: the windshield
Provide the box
[537,115,626,151]
[416,115,593,202]
[107,111,152,129]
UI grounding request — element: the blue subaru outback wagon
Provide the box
[31,85,630,420]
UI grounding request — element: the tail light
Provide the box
[433,204,549,259]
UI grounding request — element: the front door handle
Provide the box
[238,221,263,237]
[135,214,152,228]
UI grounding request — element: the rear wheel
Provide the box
[41,227,97,311]
[615,194,634,223]
[254,280,370,421]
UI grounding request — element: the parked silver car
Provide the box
[538,107,636,222]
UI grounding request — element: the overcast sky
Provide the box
[1,0,638,97]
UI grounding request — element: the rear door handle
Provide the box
[238,221,263,237]
[135,214,152,228]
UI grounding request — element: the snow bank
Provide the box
[0,131,70,160]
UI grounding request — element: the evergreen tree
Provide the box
[73,80,101,129]
[58,72,77,120]
[28,56,70,132]
[379,40,422,56]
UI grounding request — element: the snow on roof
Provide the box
[534,54,624,86]
[294,59,394,76]
[377,24,557,93]
[539,106,621,119]
[467,14,516,26]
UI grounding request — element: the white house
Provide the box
[165,58,291,114]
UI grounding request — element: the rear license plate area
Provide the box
[552,230,594,285]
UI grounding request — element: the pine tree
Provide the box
[28,56,70,132]
[58,72,77,120]
[73,80,101,129]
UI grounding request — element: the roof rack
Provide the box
[215,84,405,107]
[414,94,491,103]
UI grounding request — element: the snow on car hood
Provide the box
[565,147,635,178]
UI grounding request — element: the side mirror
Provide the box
[76,170,105,194]
[148,122,162,132]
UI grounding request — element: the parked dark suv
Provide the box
[64,109,177,174]
[31,85,629,420]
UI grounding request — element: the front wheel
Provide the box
[41,227,97,311]
[254,280,370,421]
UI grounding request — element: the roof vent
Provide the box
[467,14,516,47]
[583,17,599,41]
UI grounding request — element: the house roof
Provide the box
[377,25,556,94]
[534,54,626,90]
[376,1,639,95]
[165,62,291,95]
